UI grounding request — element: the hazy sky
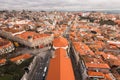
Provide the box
[0,0,120,10]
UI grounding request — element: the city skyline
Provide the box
[0,0,120,11]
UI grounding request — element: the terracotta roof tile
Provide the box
[53,37,68,47]
[2,28,22,33]
[85,63,110,69]
[10,53,32,62]
[101,53,118,60]
[0,59,6,64]
[16,31,50,40]
[88,71,104,78]
[104,74,113,80]
[46,48,75,80]
[95,52,105,55]
[83,56,104,63]
[73,42,94,55]
[0,38,12,49]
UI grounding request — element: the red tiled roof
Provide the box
[0,59,6,64]
[88,71,104,78]
[109,59,120,67]
[2,28,22,33]
[101,53,118,60]
[85,63,110,69]
[83,56,104,64]
[53,37,68,47]
[0,38,12,49]
[16,31,50,40]
[104,74,113,80]
[95,51,105,55]
[10,53,32,62]
[115,20,120,24]
[46,48,75,80]
[73,42,94,55]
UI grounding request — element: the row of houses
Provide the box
[46,36,75,80]
[0,29,54,48]
[71,40,116,80]
[0,37,14,55]
[68,23,120,80]
[0,53,32,66]
[68,15,120,79]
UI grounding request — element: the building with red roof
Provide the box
[71,41,95,64]
[10,53,32,64]
[0,58,6,66]
[0,38,14,55]
[0,30,54,47]
[46,48,75,80]
[53,37,69,49]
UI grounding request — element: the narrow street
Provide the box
[28,50,52,80]
[70,48,82,80]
